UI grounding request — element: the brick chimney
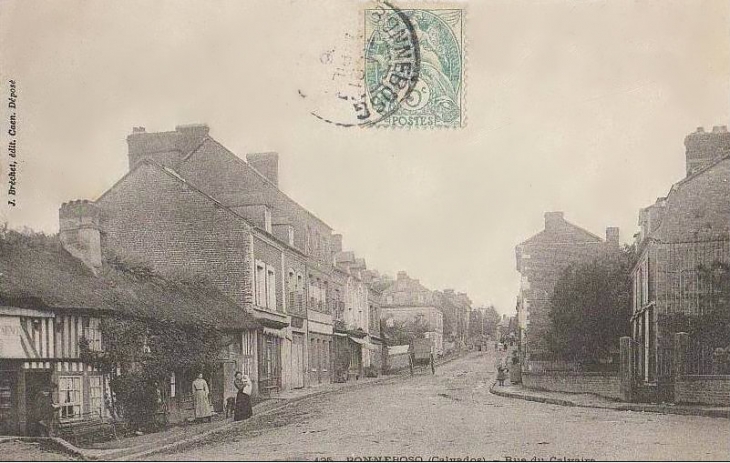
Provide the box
[684,125,730,177]
[246,152,279,186]
[544,211,565,231]
[126,124,210,170]
[605,227,620,248]
[59,200,102,275]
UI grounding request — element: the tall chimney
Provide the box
[247,152,279,186]
[684,125,730,177]
[544,211,565,231]
[59,200,102,275]
[126,123,209,170]
[605,227,620,248]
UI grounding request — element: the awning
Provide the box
[258,317,289,330]
[348,336,367,345]
[263,326,287,338]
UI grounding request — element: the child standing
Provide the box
[496,365,508,387]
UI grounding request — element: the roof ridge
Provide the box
[648,155,730,242]
[181,137,335,231]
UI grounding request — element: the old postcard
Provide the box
[0,0,729,461]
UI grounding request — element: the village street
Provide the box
[146,350,729,461]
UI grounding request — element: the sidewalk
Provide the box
[48,351,467,461]
[490,381,730,419]
[51,375,392,461]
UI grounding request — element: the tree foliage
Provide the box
[546,247,634,364]
[81,314,227,429]
[382,314,431,345]
[467,306,500,342]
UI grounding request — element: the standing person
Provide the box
[496,365,508,387]
[233,372,253,422]
[32,384,58,437]
[192,373,213,423]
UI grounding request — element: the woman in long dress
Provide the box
[233,371,253,421]
[192,373,213,422]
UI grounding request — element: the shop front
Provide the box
[307,318,333,386]
[0,309,106,436]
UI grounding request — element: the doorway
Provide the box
[24,370,52,435]
[210,362,237,413]
[292,333,305,389]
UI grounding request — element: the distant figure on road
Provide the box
[233,371,253,422]
[192,373,213,423]
[496,365,508,387]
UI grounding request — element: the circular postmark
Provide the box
[307,1,421,127]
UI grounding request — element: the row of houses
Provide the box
[514,125,730,405]
[0,124,474,435]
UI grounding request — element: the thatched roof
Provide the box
[0,230,258,331]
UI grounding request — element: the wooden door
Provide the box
[292,334,305,389]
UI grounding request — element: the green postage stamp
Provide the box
[364,7,464,129]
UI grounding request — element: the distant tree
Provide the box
[546,247,634,364]
[382,314,431,345]
[468,309,483,340]
[507,315,519,337]
[483,306,501,339]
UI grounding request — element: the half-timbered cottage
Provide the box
[0,228,257,435]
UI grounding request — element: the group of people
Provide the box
[28,370,253,438]
[192,371,253,423]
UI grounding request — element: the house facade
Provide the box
[380,271,444,355]
[0,306,106,436]
[515,212,619,362]
[0,220,257,435]
[63,124,388,396]
[435,289,472,349]
[631,126,730,401]
[332,248,375,379]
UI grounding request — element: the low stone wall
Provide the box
[675,375,730,406]
[522,371,623,401]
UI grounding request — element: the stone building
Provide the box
[362,269,384,373]
[434,289,472,349]
[631,126,730,401]
[332,246,374,379]
[64,124,350,396]
[515,212,619,362]
[380,271,444,355]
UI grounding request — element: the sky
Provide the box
[1,0,728,315]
